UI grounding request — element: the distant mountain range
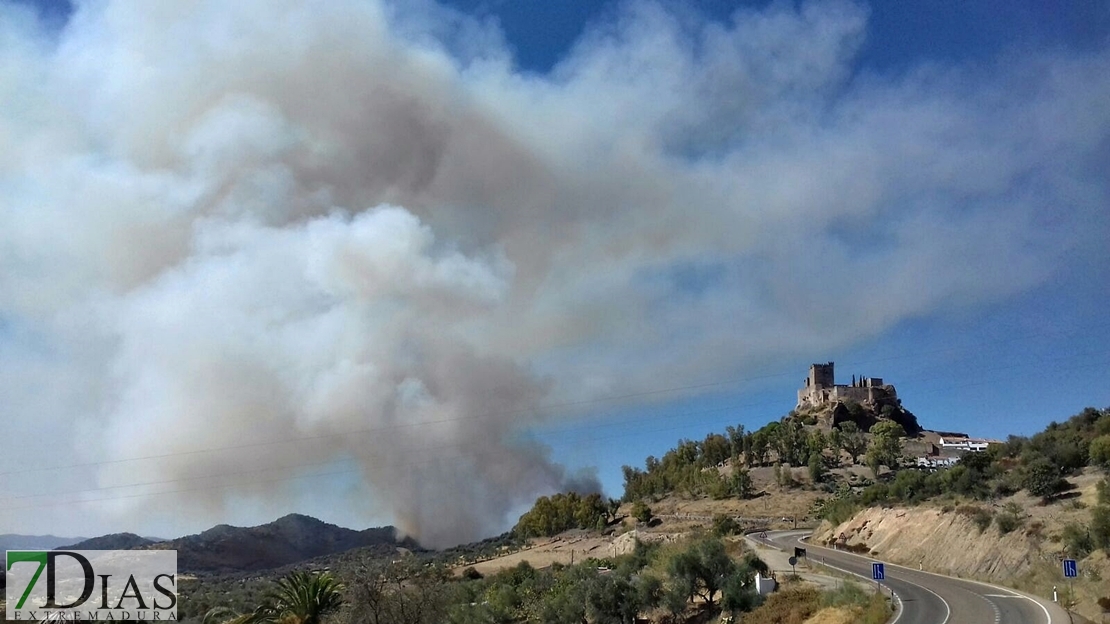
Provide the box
[0,533,89,553]
[1,514,411,574]
[147,513,411,573]
[60,533,159,550]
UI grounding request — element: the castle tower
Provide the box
[798,362,835,409]
[808,362,834,389]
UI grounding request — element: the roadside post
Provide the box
[1063,559,1077,613]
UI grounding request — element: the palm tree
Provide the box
[261,571,345,624]
[204,571,345,624]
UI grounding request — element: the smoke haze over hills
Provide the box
[0,0,1108,546]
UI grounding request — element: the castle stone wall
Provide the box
[796,362,897,410]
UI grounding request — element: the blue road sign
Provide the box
[1063,559,1077,578]
[872,562,885,580]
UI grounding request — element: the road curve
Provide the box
[755,531,1070,624]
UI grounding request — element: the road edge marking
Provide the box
[873,556,1057,624]
[798,535,949,624]
[801,533,1057,624]
[749,531,906,624]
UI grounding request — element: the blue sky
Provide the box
[0,0,1107,543]
[445,0,1110,74]
[431,0,1110,500]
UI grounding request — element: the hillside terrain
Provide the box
[60,532,158,550]
[146,513,413,573]
[813,470,1110,620]
[469,398,1110,621]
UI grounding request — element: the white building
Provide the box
[938,437,996,452]
[755,574,777,595]
[916,456,959,468]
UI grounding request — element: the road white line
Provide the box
[796,535,1057,624]
[805,556,905,624]
[875,557,1056,624]
[755,532,921,624]
[796,534,950,624]
[966,585,1053,624]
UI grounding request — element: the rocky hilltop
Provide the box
[61,533,158,550]
[792,362,921,434]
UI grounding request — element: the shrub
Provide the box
[1060,522,1093,558]
[817,497,861,526]
[1091,504,1110,551]
[713,514,741,536]
[995,502,1025,535]
[956,506,994,533]
[515,491,609,537]
[821,581,869,608]
[1025,520,1045,539]
[742,587,821,624]
[995,513,1021,535]
[1022,456,1067,501]
[631,500,653,524]
[1089,434,1110,470]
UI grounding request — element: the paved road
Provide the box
[755,531,1072,624]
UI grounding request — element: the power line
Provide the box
[2,319,1105,481]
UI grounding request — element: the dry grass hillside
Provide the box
[456,466,826,576]
[814,469,1109,621]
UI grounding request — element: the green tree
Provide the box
[347,562,449,624]
[515,492,609,537]
[632,500,653,524]
[586,573,657,624]
[701,433,732,467]
[748,430,771,466]
[1022,456,1066,501]
[720,571,761,616]
[837,421,867,464]
[828,428,843,466]
[666,537,736,606]
[806,431,829,460]
[774,418,808,465]
[725,425,746,458]
[1089,434,1110,471]
[808,453,826,484]
[252,571,344,624]
[730,468,755,499]
[865,421,906,476]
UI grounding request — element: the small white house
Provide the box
[754,574,777,595]
[938,437,993,452]
[915,456,959,468]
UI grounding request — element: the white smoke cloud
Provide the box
[0,0,1107,545]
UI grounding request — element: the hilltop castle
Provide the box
[796,362,897,410]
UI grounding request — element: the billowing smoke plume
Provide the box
[1,0,1108,545]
